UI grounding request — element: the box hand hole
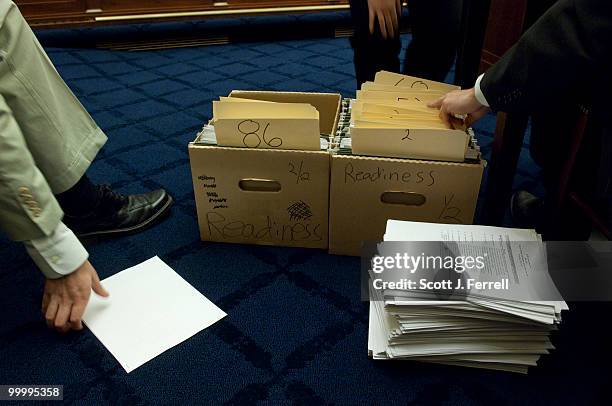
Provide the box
[380,191,426,206]
[239,179,282,192]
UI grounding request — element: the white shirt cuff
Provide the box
[474,74,490,108]
[24,221,89,279]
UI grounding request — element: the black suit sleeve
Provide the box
[480,0,612,113]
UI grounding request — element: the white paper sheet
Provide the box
[384,220,541,242]
[82,256,226,373]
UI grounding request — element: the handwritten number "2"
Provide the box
[402,129,413,141]
[238,120,282,148]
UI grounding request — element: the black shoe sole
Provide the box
[76,194,174,240]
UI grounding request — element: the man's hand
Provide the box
[368,0,402,39]
[428,88,491,128]
[42,260,109,333]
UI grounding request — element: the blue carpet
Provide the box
[0,15,608,404]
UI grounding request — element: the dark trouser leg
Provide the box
[530,108,600,240]
[349,0,401,87]
[403,0,463,82]
[55,175,100,217]
[530,110,573,191]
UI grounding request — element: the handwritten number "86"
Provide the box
[238,120,282,148]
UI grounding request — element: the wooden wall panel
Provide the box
[16,0,349,28]
[478,0,558,72]
[479,0,528,72]
[15,0,86,16]
[98,0,214,14]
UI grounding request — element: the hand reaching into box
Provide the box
[428,88,491,128]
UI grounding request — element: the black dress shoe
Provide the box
[64,185,173,239]
[510,190,544,229]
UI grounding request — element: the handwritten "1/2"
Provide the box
[238,120,283,148]
[438,194,462,223]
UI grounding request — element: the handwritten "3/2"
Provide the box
[288,160,310,184]
[238,120,283,148]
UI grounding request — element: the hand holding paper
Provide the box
[350,72,471,161]
[42,260,108,333]
[428,88,491,128]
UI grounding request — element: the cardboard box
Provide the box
[188,91,341,249]
[328,154,484,256]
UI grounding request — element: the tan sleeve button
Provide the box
[51,255,61,265]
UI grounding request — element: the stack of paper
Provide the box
[211,95,320,150]
[368,220,567,374]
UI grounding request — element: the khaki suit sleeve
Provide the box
[0,94,63,241]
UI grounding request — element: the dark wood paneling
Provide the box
[98,0,214,14]
[16,0,349,28]
[98,0,345,16]
[479,0,527,71]
[15,0,86,15]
